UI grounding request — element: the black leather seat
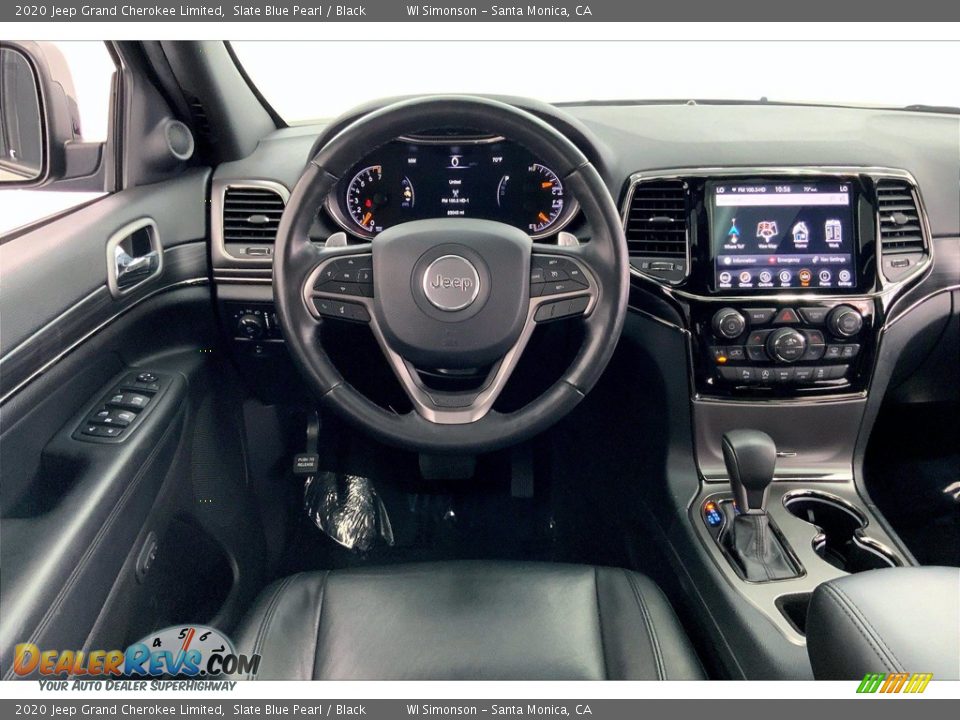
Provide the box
[233,561,704,680]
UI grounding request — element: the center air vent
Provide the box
[222,186,286,244]
[623,179,689,282]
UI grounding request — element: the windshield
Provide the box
[233,40,960,122]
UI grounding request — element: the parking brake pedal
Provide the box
[293,411,320,476]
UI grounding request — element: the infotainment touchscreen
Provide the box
[710,180,857,291]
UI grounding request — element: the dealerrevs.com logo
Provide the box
[857,672,933,694]
[14,625,260,678]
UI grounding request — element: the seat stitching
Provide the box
[623,569,665,680]
[593,567,610,680]
[820,585,899,672]
[249,574,299,680]
[831,584,905,670]
[310,571,331,680]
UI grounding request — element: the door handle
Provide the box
[106,218,162,297]
[115,247,160,288]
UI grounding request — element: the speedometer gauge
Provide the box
[497,163,566,234]
[346,165,414,233]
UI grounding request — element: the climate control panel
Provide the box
[693,299,876,397]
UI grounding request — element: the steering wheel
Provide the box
[274,96,629,454]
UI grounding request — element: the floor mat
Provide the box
[866,402,960,567]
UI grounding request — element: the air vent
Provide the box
[877,180,925,254]
[625,180,689,259]
[222,186,286,244]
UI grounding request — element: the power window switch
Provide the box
[81,424,124,438]
[89,409,136,427]
[107,392,150,411]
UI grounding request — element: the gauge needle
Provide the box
[541,182,554,189]
[538,212,550,223]
[361,211,373,226]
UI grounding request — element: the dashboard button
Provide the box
[802,329,826,346]
[725,346,746,361]
[824,344,844,360]
[798,307,829,324]
[811,366,831,381]
[773,367,796,383]
[773,308,801,324]
[713,308,747,339]
[756,367,776,384]
[841,344,860,359]
[746,308,777,325]
[801,344,826,362]
[793,367,815,383]
[746,346,768,362]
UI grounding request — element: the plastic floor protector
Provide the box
[304,472,395,552]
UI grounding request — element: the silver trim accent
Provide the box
[885,284,960,329]
[0,277,209,405]
[302,248,597,425]
[421,254,481,311]
[621,166,934,303]
[211,179,291,265]
[106,218,162,298]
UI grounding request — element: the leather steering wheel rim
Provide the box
[273,95,629,454]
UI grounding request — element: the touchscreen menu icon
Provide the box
[825,219,842,244]
[756,220,779,241]
[792,221,809,247]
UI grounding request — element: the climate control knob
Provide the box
[712,308,747,340]
[828,305,863,338]
[237,313,265,340]
[766,328,807,363]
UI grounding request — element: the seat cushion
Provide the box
[232,561,704,680]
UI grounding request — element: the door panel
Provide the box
[0,168,242,677]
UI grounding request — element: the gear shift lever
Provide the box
[722,429,777,513]
[720,429,799,581]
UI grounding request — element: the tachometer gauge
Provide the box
[345,165,415,233]
[498,163,566,234]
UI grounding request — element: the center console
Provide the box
[622,166,932,646]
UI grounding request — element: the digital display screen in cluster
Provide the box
[710,181,857,291]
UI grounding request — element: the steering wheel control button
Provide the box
[534,295,590,323]
[745,308,777,325]
[773,307,801,324]
[712,308,747,339]
[422,254,481,312]
[313,298,370,323]
[798,307,829,324]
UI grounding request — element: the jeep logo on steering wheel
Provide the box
[422,255,481,311]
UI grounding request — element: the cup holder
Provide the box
[783,491,901,573]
